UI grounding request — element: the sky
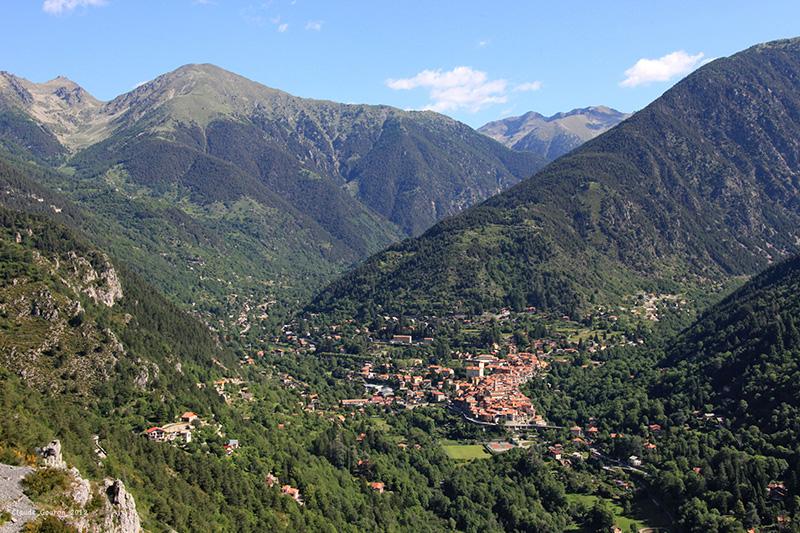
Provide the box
[2,1,800,128]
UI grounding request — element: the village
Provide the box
[339,346,550,428]
[135,296,704,522]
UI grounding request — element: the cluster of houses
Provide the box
[339,362,450,408]
[337,350,549,428]
[144,412,200,444]
[212,377,254,404]
[143,412,241,455]
[454,352,548,426]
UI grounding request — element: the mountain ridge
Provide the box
[479,105,630,161]
[0,63,544,336]
[310,36,800,319]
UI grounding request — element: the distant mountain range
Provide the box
[0,65,542,236]
[311,37,800,318]
[478,106,630,161]
[0,65,543,333]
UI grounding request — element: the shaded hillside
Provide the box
[310,37,800,319]
[479,106,630,161]
[0,66,543,335]
[660,254,800,441]
[0,200,574,533]
[0,153,355,337]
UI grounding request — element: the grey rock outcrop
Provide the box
[0,463,36,533]
[65,252,123,307]
[101,479,141,533]
[68,467,91,507]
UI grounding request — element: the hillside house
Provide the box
[145,427,165,441]
[282,485,304,505]
[180,411,199,423]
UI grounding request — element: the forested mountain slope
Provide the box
[0,188,576,533]
[0,65,543,335]
[660,253,800,441]
[0,64,543,237]
[311,37,800,318]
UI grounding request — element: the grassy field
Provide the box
[564,493,662,532]
[442,443,490,461]
[369,417,391,432]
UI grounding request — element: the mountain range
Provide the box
[4,35,800,533]
[311,37,800,319]
[478,106,630,161]
[0,64,543,334]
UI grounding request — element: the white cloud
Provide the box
[513,81,542,92]
[386,66,510,113]
[42,0,105,14]
[277,22,289,32]
[620,50,705,87]
[305,20,323,31]
[477,39,490,48]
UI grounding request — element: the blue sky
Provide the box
[2,1,800,127]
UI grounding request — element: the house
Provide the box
[569,426,583,437]
[222,439,240,455]
[180,412,199,423]
[768,482,788,501]
[648,423,662,432]
[548,446,563,460]
[465,365,483,379]
[369,482,385,493]
[281,485,304,505]
[162,422,193,443]
[340,398,369,407]
[430,391,446,402]
[391,335,413,345]
[628,455,642,467]
[144,427,165,441]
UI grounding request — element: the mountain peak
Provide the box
[103,62,291,127]
[478,105,630,160]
